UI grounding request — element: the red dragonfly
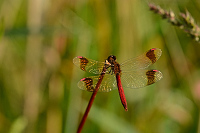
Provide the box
[73,48,163,111]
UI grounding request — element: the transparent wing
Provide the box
[121,70,163,89]
[73,56,109,74]
[120,48,162,72]
[77,70,162,92]
[77,75,117,92]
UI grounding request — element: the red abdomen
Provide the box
[116,74,128,111]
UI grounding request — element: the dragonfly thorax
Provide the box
[105,55,121,75]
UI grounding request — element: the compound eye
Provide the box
[111,55,116,60]
[107,55,117,63]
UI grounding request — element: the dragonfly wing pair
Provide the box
[73,48,163,92]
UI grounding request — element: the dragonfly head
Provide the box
[106,55,116,64]
[107,55,116,60]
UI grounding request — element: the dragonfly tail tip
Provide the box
[124,106,128,111]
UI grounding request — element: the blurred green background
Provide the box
[0,0,200,133]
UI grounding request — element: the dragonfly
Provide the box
[73,48,163,111]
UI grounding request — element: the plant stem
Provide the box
[77,66,107,133]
